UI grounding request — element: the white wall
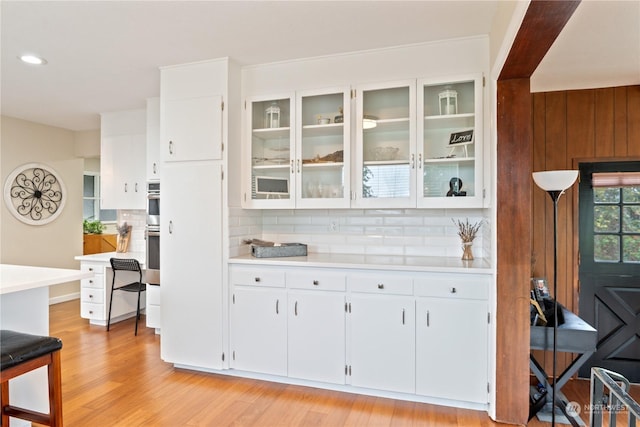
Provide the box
[1,115,84,301]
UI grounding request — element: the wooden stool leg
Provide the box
[1,380,10,426]
[48,350,63,427]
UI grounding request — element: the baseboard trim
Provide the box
[49,292,80,305]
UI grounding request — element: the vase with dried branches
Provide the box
[452,218,484,260]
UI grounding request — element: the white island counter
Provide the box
[0,264,93,427]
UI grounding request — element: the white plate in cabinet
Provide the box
[231,266,285,288]
[415,297,488,403]
[413,274,489,300]
[349,293,415,393]
[286,270,346,291]
[347,273,413,295]
[288,291,346,384]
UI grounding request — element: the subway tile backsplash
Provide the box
[229,207,490,261]
[117,210,147,253]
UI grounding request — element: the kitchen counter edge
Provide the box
[228,253,493,274]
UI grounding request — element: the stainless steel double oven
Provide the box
[146,182,160,285]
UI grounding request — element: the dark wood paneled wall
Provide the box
[531,85,640,373]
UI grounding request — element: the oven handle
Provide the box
[146,230,160,237]
[148,194,160,200]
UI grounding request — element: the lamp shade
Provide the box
[532,170,578,192]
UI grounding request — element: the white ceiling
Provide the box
[1,1,638,132]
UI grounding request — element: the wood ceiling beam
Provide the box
[500,0,581,80]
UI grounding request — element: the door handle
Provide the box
[276,299,279,314]
[402,308,405,325]
[294,301,298,316]
[169,140,174,155]
[169,220,174,234]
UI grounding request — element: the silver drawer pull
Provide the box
[378,283,384,289]
[313,280,319,286]
[450,287,457,293]
[254,277,261,282]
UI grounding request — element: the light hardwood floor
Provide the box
[46,300,636,426]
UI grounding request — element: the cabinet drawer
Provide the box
[82,275,103,289]
[287,270,346,291]
[81,262,105,275]
[81,302,104,320]
[348,274,413,295]
[414,275,489,300]
[81,288,104,304]
[231,266,285,288]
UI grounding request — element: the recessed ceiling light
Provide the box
[18,54,47,65]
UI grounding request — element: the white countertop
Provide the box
[229,253,492,274]
[74,251,146,264]
[0,264,94,295]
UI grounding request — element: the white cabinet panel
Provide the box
[416,297,488,403]
[160,162,223,369]
[162,95,223,162]
[101,133,146,209]
[146,97,161,180]
[349,293,415,393]
[230,287,287,376]
[288,290,345,384]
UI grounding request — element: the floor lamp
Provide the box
[532,170,579,426]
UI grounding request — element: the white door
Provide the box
[230,287,287,376]
[416,297,488,403]
[101,133,146,210]
[349,294,415,393]
[162,95,223,162]
[288,290,345,384]
[160,162,223,369]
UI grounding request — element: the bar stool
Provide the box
[0,330,63,426]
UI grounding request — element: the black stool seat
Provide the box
[1,330,62,371]
[1,329,64,426]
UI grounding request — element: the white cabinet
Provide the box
[159,58,231,369]
[160,162,223,369]
[77,257,145,326]
[287,269,346,384]
[145,284,161,332]
[230,286,287,376]
[243,88,351,209]
[353,80,417,209]
[244,94,294,208]
[146,97,161,180]
[162,95,223,162]
[348,274,415,393]
[228,262,491,406]
[100,109,147,210]
[415,276,489,404]
[417,74,484,208]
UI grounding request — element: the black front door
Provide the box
[578,161,640,381]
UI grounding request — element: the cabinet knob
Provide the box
[313,280,319,286]
[378,283,384,289]
[88,268,93,272]
[450,287,457,293]
[169,140,174,155]
[89,280,93,284]
[124,182,128,193]
[89,294,93,299]
[254,277,261,282]
[89,310,93,314]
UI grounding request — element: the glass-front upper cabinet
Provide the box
[417,75,483,208]
[353,80,416,208]
[295,87,351,208]
[244,94,295,209]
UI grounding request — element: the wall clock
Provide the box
[3,163,67,225]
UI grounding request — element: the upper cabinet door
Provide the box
[417,74,483,208]
[243,94,295,209]
[162,95,223,162]
[295,87,351,209]
[352,80,417,209]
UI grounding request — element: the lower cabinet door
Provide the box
[416,297,488,403]
[230,287,287,376]
[288,291,346,384]
[349,294,415,393]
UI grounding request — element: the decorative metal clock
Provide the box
[3,163,67,225]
